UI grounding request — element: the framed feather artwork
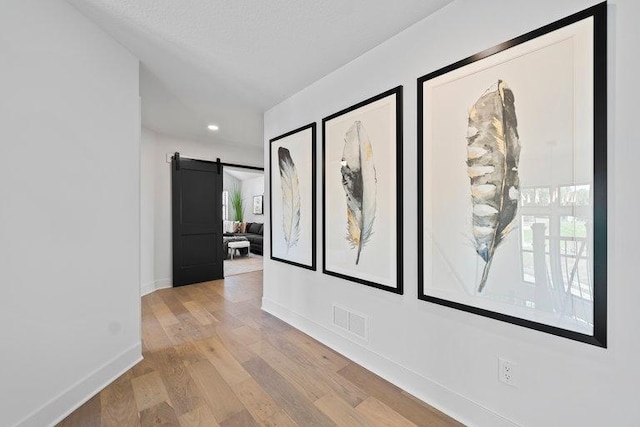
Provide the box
[323,87,403,294]
[418,3,607,346]
[269,123,316,270]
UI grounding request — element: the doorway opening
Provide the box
[222,164,265,277]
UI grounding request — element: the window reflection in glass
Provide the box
[559,184,591,206]
[520,186,552,206]
[222,190,229,220]
[517,184,593,327]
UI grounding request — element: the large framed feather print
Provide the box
[418,3,607,346]
[323,87,403,294]
[270,123,316,270]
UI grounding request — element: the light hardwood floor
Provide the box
[58,271,463,427]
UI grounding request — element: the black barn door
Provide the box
[172,153,223,286]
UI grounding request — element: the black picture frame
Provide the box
[417,3,607,346]
[269,123,317,271]
[253,195,263,215]
[322,86,404,294]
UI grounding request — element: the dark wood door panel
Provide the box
[172,154,223,286]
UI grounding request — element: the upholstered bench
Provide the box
[223,236,249,259]
[227,240,250,260]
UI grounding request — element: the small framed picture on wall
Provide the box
[253,195,263,215]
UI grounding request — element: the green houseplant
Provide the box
[230,186,244,222]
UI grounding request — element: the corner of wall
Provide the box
[16,344,142,427]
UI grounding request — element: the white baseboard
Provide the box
[141,281,156,296]
[154,277,172,289]
[141,278,172,296]
[262,297,517,427]
[15,343,142,427]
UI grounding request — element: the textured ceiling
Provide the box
[68,0,452,148]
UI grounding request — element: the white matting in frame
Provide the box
[323,86,403,294]
[270,123,316,270]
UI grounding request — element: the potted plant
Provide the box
[230,186,244,222]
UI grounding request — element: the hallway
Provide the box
[58,272,460,426]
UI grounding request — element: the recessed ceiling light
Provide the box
[207,124,219,131]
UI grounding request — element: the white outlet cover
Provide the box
[499,357,518,387]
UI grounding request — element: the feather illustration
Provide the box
[467,80,521,292]
[341,121,377,265]
[278,147,301,252]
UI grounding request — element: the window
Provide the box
[222,190,229,220]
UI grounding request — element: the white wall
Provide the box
[0,1,141,426]
[263,1,640,426]
[140,129,263,292]
[223,171,241,194]
[223,171,241,220]
[140,128,158,294]
[242,175,265,223]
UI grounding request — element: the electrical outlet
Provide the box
[498,357,518,387]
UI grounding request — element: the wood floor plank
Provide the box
[131,352,159,378]
[256,330,366,408]
[247,310,292,334]
[56,393,101,427]
[131,371,170,412]
[219,409,260,427]
[356,396,418,427]
[210,308,247,329]
[216,326,258,363]
[249,340,330,402]
[265,412,300,427]
[236,314,277,334]
[252,336,367,407]
[338,363,463,427]
[231,377,298,427]
[142,307,173,353]
[231,324,263,346]
[152,348,203,417]
[164,313,218,346]
[312,365,368,408]
[159,292,191,319]
[144,291,163,306]
[242,357,335,427]
[183,284,225,310]
[100,373,139,427]
[284,329,351,372]
[139,401,180,427]
[221,300,259,319]
[195,337,251,385]
[173,341,208,366]
[213,281,253,303]
[184,300,219,325]
[177,405,220,427]
[315,393,372,427]
[260,331,320,370]
[150,299,180,328]
[186,359,245,423]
